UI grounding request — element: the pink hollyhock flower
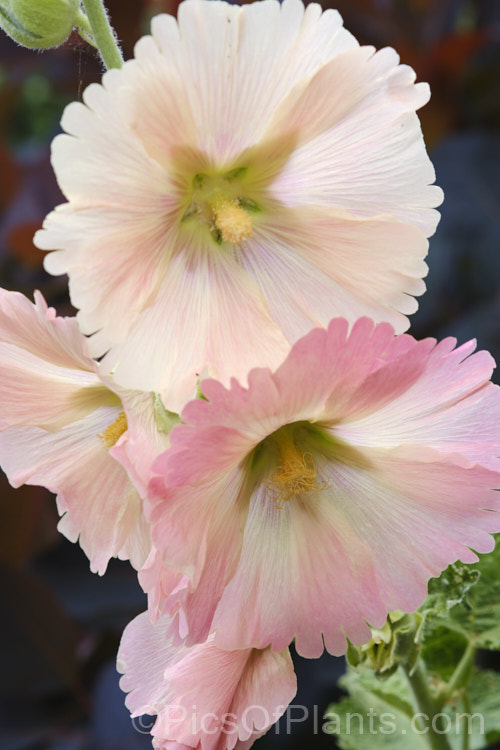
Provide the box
[35,0,441,411]
[146,318,500,658]
[118,611,296,750]
[0,289,170,574]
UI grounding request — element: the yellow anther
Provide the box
[212,196,253,244]
[98,411,128,449]
[266,436,331,509]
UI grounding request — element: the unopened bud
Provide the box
[0,0,80,49]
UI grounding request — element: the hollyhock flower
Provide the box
[0,289,170,574]
[118,611,296,750]
[35,0,441,411]
[146,317,500,658]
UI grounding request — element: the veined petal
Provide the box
[148,464,248,645]
[154,0,357,162]
[243,207,428,340]
[327,337,500,468]
[0,290,157,573]
[148,318,500,655]
[270,47,442,235]
[212,447,500,656]
[36,1,440,405]
[118,612,296,750]
[0,408,143,575]
[0,288,113,430]
[101,242,289,413]
[0,289,91,370]
[39,204,175,351]
[212,482,386,657]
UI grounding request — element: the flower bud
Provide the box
[349,612,420,678]
[0,0,80,49]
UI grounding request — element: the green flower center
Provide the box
[181,166,261,245]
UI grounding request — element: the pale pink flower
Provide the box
[35,0,441,411]
[146,318,500,658]
[118,611,296,750]
[0,289,169,574]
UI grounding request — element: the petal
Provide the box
[110,389,171,498]
[101,242,289,412]
[38,203,175,352]
[153,0,357,162]
[212,482,387,657]
[148,465,248,645]
[243,207,428,340]
[212,447,500,656]
[331,338,500,469]
[0,289,92,370]
[270,47,442,235]
[335,446,500,610]
[118,612,296,750]
[138,548,189,627]
[0,408,145,574]
[118,611,186,718]
[0,288,114,431]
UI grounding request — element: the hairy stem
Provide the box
[81,0,122,69]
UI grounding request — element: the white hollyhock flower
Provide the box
[36,0,442,411]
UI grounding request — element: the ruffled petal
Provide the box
[147,318,500,654]
[0,408,144,574]
[333,339,500,467]
[38,203,175,353]
[118,612,296,750]
[270,47,442,235]
[242,207,428,340]
[212,447,500,656]
[0,289,91,369]
[148,464,248,645]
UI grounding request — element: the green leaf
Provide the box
[432,538,500,649]
[326,664,500,750]
[421,625,469,682]
[466,669,500,747]
[422,561,480,620]
[326,666,426,750]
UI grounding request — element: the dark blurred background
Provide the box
[0,1,499,748]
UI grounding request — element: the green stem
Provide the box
[403,661,453,750]
[80,0,123,69]
[76,11,97,47]
[460,691,472,750]
[437,642,476,709]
